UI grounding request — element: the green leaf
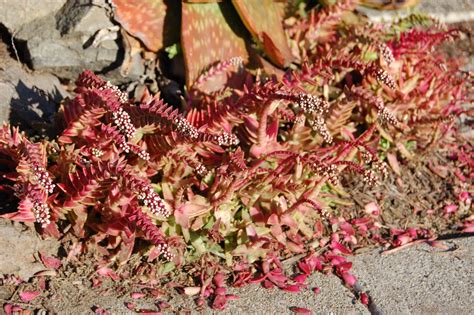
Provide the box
[164,43,181,59]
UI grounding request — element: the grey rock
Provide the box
[0,220,60,281]
[8,0,143,83]
[0,44,68,127]
[15,2,127,82]
[0,0,66,32]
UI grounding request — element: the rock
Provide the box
[0,41,68,128]
[14,1,136,83]
[3,0,144,83]
[0,0,66,32]
[0,220,60,281]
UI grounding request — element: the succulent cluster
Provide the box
[0,1,471,311]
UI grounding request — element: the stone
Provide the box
[0,41,68,127]
[0,0,66,32]
[5,0,144,83]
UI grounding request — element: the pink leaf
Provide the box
[226,294,239,300]
[462,221,474,233]
[215,287,227,296]
[93,306,111,315]
[330,241,352,255]
[97,267,119,281]
[459,191,470,202]
[39,252,62,270]
[267,213,279,225]
[124,302,136,311]
[156,301,170,310]
[289,306,312,314]
[38,276,46,291]
[341,272,357,287]
[386,153,401,176]
[443,204,458,215]
[19,290,40,302]
[131,292,146,299]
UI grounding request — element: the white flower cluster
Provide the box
[33,201,51,227]
[314,163,339,185]
[156,243,174,261]
[32,165,55,194]
[137,185,170,217]
[214,132,239,146]
[296,93,330,115]
[112,108,136,139]
[91,148,104,158]
[373,68,396,90]
[377,42,395,66]
[174,117,199,140]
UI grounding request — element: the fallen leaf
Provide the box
[19,291,40,302]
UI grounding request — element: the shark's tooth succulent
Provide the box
[111,0,180,52]
[181,2,250,88]
[232,0,294,67]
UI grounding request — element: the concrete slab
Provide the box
[222,272,369,315]
[351,237,474,315]
[218,237,473,314]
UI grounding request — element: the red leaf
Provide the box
[39,252,62,270]
[360,292,369,305]
[283,285,301,293]
[312,287,321,295]
[262,279,274,289]
[213,272,226,288]
[298,261,312,275]
[289,306,312,314]
[293,274,307,284]
[19,291,40,302]
[330,241,352,255]
[211,294,227,310]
